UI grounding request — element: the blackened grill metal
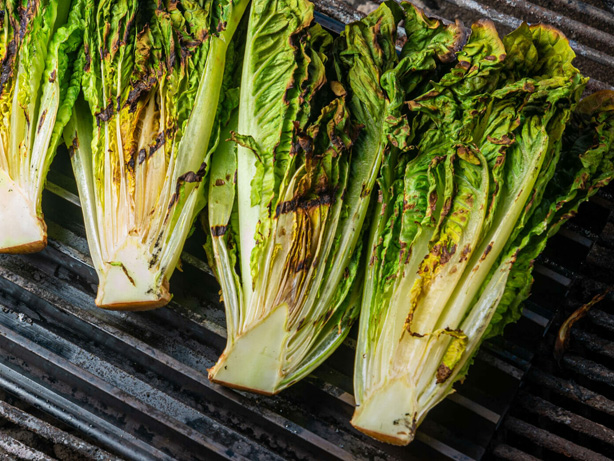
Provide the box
[0,4,612,460]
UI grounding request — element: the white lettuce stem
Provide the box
[236,8,260,310]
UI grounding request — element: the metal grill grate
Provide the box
[0,4,612,460]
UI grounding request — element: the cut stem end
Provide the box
[351,378,418,446]
[0,170,47,253]
[208,303,290,394]
[95,235,171,310]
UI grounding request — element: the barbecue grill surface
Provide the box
[1,4,613,460]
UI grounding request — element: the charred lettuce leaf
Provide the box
[63,0,248,309]
[0,0,84,253]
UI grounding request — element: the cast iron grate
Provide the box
[0,4,612,460]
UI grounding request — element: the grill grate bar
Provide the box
[490,443,540,461]
[516,392,614,446]
[447,394,500,425]
[588,309,614,334]
[571,327,614,361]
[311,0,363,24]
[532,264,573,287]
[0,399,118,461]
[590,193,614,211]
[502,416,612,461]
[557,228,595,248]
[561,354,614,389]
[414,431,477,461]
[544,0,614,28]
[0,361,172,461]
[0,432,56,461]
[520,308,550,328]
[476,351,524,380]
[527,367,614,418]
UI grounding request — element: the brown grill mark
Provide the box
[37,109,47,134]
[459,244,472,262]
[436,364,452,383]
[481,242,494,261]
[211,225,228,237]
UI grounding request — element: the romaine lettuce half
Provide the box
[208,0,358,393]
[0,0,84,253]
[63,0,248,309]
[351,18,614,445]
